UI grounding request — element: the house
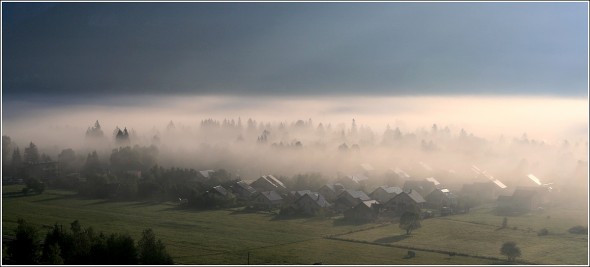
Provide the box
[229,180,257,200]
[370,186,403,204]
[199,170,216,179]
[425,188,458,210]
[403,179,436,198]
[344,200,380,222]
[285,190,313,203]
[496,187,544,213]
[360,163,375,176]
[425,177,442,189]
[318,183,345,202]
[460,181,499,202]
[383,189,426,217]
[392,167,411,180]
[250,175,287,192]
[291,192,332,216]
[252,190,283,210]
[291,190,313,198]
[334,189,371,212]
[203,185,235,201]
[337,175,368,190]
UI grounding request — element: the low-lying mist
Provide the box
[2,95,588,196]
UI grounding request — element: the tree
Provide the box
[86,120,105,138]
[11,147,22,167]
[106,233,138,264]
[399,212,421,235]
[45,243,64,264]
[24,142,40,164]
[58,148,77,173]
[25,178,46,194]
[7,218,41,264]
[137,229,173,264]
[2,135,13,165]
[500,241,521,261]
[83,151,101,175]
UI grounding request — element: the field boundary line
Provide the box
[325,236,539,265]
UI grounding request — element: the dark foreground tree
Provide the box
[138,228,174,264]
[6,218,41,264]
[399,212,421,235]
[500,241,521,261]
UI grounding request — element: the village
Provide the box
[179,161,565,226]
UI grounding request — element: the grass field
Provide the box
[339,206,588,265]
[2,185,586,264]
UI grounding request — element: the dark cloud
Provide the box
[2,2,588,98]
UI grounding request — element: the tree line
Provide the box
[4,219,173,265]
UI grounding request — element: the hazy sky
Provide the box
[2,1,588,100]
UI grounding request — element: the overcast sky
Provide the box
[2,2,588,100]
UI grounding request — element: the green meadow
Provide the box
[2,185,586,264]
[339,206,588,265]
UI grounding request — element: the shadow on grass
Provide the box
[82,199,113,206]
[2,191,30,198]
[374,234,409,243]
[332,217,368,226]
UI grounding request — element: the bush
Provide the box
[138,229,173,264]
[500,241,521,261]
[404,250,416,259]
[6,218,41,264]
[568,225,588,234]
[537,228,549,236]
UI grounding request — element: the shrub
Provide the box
[568,225,588,234]
[537,228,549,236]
[500,241,521,261]
[404,250,416,259]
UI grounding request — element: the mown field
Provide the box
[2,185,586,264]
[339,206,588,265]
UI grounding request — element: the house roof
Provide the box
[263,175,286,188]
[461,181,496,192]
[361,200,379,208]
[419,161,433,172]
[491,179,507,189]
[392,167,411,179]
[296,192,331,208]
[376,186,403,195]
[209,185,229,196]
[527,174,542,186]
[258,191,283,201]
[404,190,426,203]
[403,180,436,191]
[360,163,375,172]
[252,175,287,190]
[347,175,368,183]
[291,190,313,197]
[200,170,215,178]
[323,183,345,192]
[343,189,370,201]
[235,180,257,194]
[425,177,440,186]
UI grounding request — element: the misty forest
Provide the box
[2,1,588,266]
